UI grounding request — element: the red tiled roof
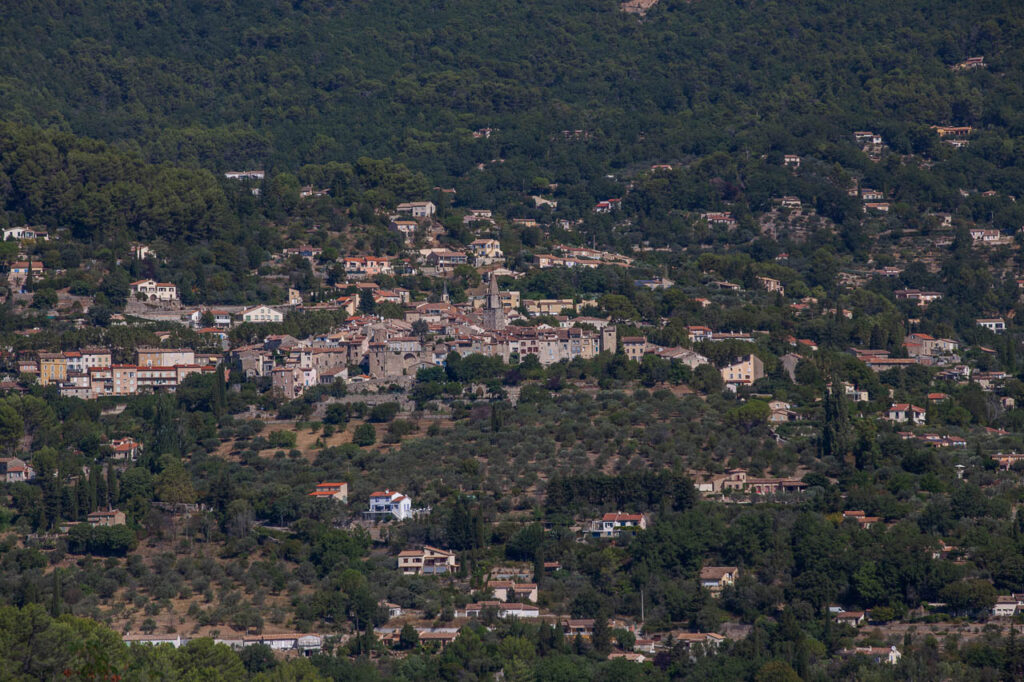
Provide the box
[602,512,644,522]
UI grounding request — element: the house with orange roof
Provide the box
[884,404,926,425]
[109,437,142,462]
[308,482,348,503]
[842,510,881,529]
[397,545,457,575]
[589,512,648,538]
[0,457,34,483]
[343,256,393,277]
[834,610,866,627]
[366,489,413,520]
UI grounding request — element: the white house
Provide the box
[497,603,539,618]
[977,317,1006,333]
[206,310,232,328]
[390,219,419,243]
[224,170,265,180]
[970,228,1001,243]
[108,438,142,462]
[885,404,926,425]
[841,646,902,665]
[589,512,648,538]
[132,243,155,260]
[130,279,178,302]
[366,489,413,520]
[2,226,48,241]
[842,382,869,402]
[241,305,284,324]
[395,201,436,218]
[993,596,1018,617]
[456,602,539,619]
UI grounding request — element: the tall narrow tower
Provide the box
[482,276,506,330]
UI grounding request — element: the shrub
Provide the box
[352,423,376,447]
[267,430,297,449]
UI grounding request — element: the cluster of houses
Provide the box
[226,280,622,397]
[124,632,324,655]
[229,308,779,400]
[16,347,220,399]
[372,547,734,660]
[305,483,428,523]
[694,468,808,498]
[534,244,633,269]
[3,228,50,293]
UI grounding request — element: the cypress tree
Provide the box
[1006,627,1024,681]
[592,613,611,654]
[88,465,101,511]
[76,477,90,519]
[106,464,119,507]
[49,569,62,617]
[214,363,228,418]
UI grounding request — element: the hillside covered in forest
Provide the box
[1,0,1020,184]
[3,1,1024,681]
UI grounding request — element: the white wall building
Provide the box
[366,489,413,520]
[130,279,178,302]
[241,305,284,323]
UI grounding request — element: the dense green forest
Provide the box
[3,0,1024,680]
[1,0,1021,190]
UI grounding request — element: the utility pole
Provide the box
[641,588,644,624]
